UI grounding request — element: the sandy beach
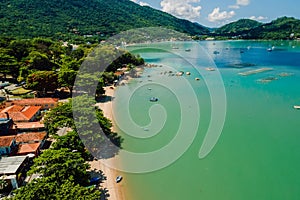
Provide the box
[92,86,127,200]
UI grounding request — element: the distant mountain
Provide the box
[213,17,300,40]
[0,0,209,41]
[213,19,262,36]
[246,17,300,39]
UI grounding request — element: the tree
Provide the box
[58,65,77,94]
[27,51,53,71]
[28,148,90,185]
[26,71,58,95]
[8,39,32,61]
[52,130,92,160]
[11,178,100,200]
[44,100,74,135]
[0,51,19,79]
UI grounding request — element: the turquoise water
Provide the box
[113,41,300,200]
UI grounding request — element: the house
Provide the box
[0,156,29,189]
[15,132,47,146]
[0,117,13,136]
[16,143,41,156]
[0,105,41,122]
[0,135,17,156]
[12,122,45,133]
[5,98,59,110]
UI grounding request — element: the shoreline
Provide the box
[92,86,127,200]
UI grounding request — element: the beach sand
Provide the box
[92,86,127,200]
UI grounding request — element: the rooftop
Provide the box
[0,105,41,122]
[13,122,45,130]
[0,135,15,147]
[8,98,59,105]
[15,132,47,143]
[0,156,28,175]
[17,143,40,155]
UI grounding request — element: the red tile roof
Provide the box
[21,106,41,119]
[1,105,23,112]
[0,105,41,122]
[13,122,45,130]
[17,143,40,155]
[15,132,47,143]
[10,98,58,105]
[0,136,15,147]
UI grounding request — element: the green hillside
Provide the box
[246,17,300,39]
[213,17,300,40]
[0,0,209,42]
[213,19,262,36]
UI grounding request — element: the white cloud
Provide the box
[208,7,235,22]
[237,0,250,6]
[139,1,150,6]
[229,0,250,9]
[160,0,202,21]
[228,5,240,9]
[130,0,151,7]
[249,16,267,21]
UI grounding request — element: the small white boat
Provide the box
[185,48,191,52]
[150,97,158,102]
[205,67,216,71]
[116,176,123,183]
[293,105,300,109]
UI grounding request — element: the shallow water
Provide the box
[112,41,300,200]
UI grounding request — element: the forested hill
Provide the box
[245,17,300,39]
[0,0,209,41]
[213,17,300,40]
[213,19,262,36]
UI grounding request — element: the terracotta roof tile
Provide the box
[13,122,45,130]
[10,98,58,105]
[15,132,47,143]
[21,106,41,119]
[0,105,41,122]
[17,143,40,155]
[0,136,15,147]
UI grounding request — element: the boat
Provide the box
[176,71,184,76]
[205,67,216,71]
[185,48,191,52]
[267,46,275,52]
[213,51,220,55]
[195,78,200,81]
[186,72,191,75]
[150,97,158,102]
[294,105,300,109]
[116,176,123,183]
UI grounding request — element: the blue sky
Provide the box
[130,0,300,27]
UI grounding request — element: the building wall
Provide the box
[0,140,17,156]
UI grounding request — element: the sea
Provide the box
[111,40,300,200]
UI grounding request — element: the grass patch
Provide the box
[10,88,32,95]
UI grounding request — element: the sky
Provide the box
[130,0,300,27]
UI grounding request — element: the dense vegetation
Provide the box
[213,17,300,40]
[0,0,209,42]
[213,19,262,36]
[0,37,144,96]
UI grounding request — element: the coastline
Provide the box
[92,86,127,200]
